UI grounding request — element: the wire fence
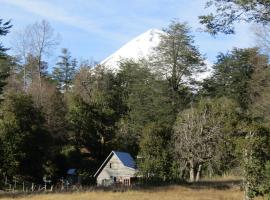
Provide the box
[1,176,51,193]
[0,175,84,194]
[0,175,148,195]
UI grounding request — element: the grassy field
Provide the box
[0,187,243,200]
[0,187,253,200]
[0,177,263,200]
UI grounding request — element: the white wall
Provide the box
[96,154,136,186]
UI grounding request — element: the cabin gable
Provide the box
[95,151,136,186]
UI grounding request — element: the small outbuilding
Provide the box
[66,168,80,185]
[94,151,137,186]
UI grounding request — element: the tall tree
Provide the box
[152,21,204,113]
[68,65,119,172]
[12,20,59,90]
[3,56,23,93]
[199,0,270,35]
[17,54,49,87]
[236,120,270,200]
[0,92,51,182]
[0,19,12,57]
[28,79,68,140]
[115,60,174,155]
[173,98,237,182]
[138,123,172,181]
[201,48,270,200]
[201,48,270,110]
[0,19,12,96]
[27,78,69,181]
[53,48,76,92]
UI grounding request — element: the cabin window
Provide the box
[124,179,130,185]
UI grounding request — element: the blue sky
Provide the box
[1,0,254,66]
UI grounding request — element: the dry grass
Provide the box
[0,186,258,200]
[1,177,264,200]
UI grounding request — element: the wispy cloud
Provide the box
[0,0,130,42]
[0,0,255,62]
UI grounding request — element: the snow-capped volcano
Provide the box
[100,28,212,80]
[101,28,164,70]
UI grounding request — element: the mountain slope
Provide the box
[100,29,164,70]
[100,28,212,80]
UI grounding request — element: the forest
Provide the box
[0,1,270,200]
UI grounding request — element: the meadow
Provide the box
[0,177,263,200]
[0,187,249,200]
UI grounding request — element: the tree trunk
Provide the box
[244,180,251,200]
[189,160,195,182]
[38,58,42,89]
[243,131,254,200]
[195,164,202,182]
[23,65,26,91]
[243,151,251,200]
[179,162,187,180]
[37,55,42,106]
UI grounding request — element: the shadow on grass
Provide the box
[129,178,242,191]
[186,179,242,190]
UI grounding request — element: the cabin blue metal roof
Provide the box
[113,151,136,169]
[94,151,136,177]
[67,168,76,175]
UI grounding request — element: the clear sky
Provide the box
[1,0,255,66]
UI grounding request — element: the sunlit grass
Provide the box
[1,176,264,200]
[0,186,248,200]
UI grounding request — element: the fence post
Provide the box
[61,177,64,190]
[23,182,25,192]
[14,178,17,190]
[31,183,34,192]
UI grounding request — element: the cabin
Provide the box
[94,151,137,186]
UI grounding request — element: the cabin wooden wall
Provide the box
[97,154,136,186]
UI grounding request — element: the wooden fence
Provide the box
[0,175,79,193]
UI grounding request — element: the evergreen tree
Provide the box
[115,60,174,155]
[201,48,270,110]
[138,123,172,181]
[53,48,76,91]
[28,79,68,142]
[0,92,51,182]
[152,20,204,113]
[0,19,12,58]
[0,56,16,97]
[0,19,12,96]
[201,48,270,199]
[68,65,119,173]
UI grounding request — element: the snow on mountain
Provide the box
[100,28,212,80]
[100,28,164,70]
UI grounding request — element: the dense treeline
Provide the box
[0,2,270,199]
